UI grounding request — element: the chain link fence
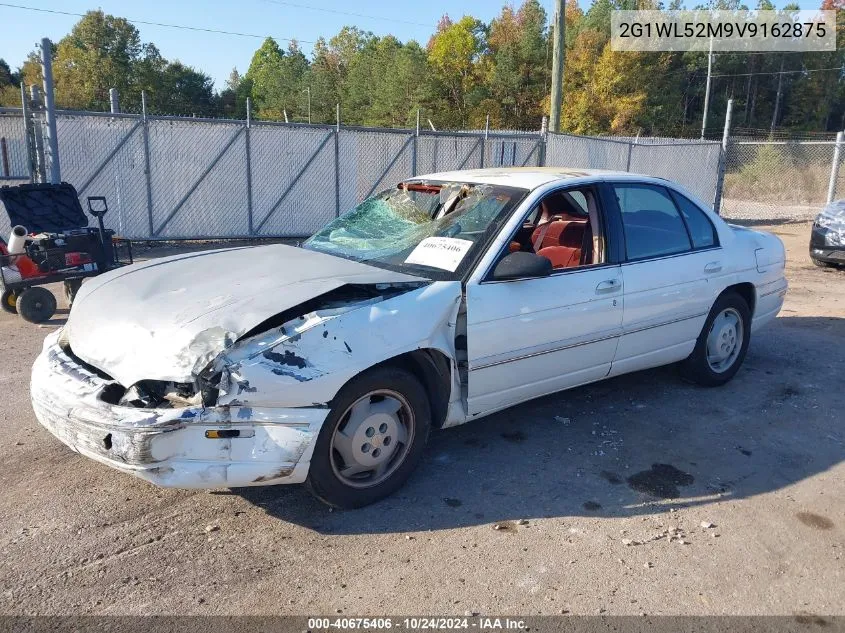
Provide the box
[545,132,722,206]
[2,106,734,240]
[719,139,842,223]
[0,109,30,184]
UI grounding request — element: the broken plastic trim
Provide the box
[102,282,429,411]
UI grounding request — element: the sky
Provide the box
[0,0,826,98]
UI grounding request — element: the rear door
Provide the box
[606,182,722,377]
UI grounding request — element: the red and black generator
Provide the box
[0,182,132,323]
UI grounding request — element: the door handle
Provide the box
[595,279,620,293]
[704,261,722,274]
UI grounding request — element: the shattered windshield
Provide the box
[303,182,527,280]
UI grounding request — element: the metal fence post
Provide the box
[335,103,341,217]
[481,114,490,169]
[109,88,120,114]
[713,98,734,214]
[245,98,254,235]
[625,140,634,172]
[20,81,36,182]
[39,38,61,184]
[141,91,155,237]
[30,85,46,183]
[412,110,419,177]
[539,116,548,166]
[827,131,844,204]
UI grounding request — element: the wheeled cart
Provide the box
[0,183,132,323]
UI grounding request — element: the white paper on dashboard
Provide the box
[404,237,474,272]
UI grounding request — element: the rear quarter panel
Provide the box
[721,225,787,330]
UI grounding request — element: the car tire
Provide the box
[64,278,83,308]
[1,289,18,314]
[16,287,57,324]
[305,365,431,509]
[678,291,751,387]
[811,257,836,269]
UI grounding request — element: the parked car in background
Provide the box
[810,200,845,268]
[31,168,787,508]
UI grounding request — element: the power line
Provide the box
[0,2,314,44]
[711,66,843,78]
[260,0,434,29]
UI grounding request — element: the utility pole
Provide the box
[549,0,565,133]
[770,55,785,134]
[304,87,311,124]
[701,37,713,140]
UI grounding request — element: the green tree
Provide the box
[485,0,549,129]
[0,58,19,106]
[244,38,311,121]
[426,15,486,127]
[52,11,142,110]
[343,36,428,127]
[148,61,216,116]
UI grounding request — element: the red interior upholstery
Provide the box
[538,221,586,269]
[531,219,568,251]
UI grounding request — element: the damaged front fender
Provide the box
[31,280,465,489]
[209,281,465,417]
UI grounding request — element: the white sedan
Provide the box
[31,168,787,508]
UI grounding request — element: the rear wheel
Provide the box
[811,257,837,269]
[1,289,18,314]
[679,291,751,387]
[16,287,57,324]
[305,366,431,509]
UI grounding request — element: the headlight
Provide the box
[816,213,845,231]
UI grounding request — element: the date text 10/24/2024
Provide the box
[307,617,527,630]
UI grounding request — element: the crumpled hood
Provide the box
[65,244,423,386]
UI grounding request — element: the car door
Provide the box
[465,184,623,418]
[606,182,722,377]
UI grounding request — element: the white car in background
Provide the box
[31,168,787,508]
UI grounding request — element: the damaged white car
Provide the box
[31,168,787,508]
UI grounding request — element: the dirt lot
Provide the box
[1,222,843,617]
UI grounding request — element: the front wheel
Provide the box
[305,366,431,509]
[679,291,751,387]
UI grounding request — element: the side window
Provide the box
[670,191,718,249]
[614,184,692,260]
[529,186,605,270]
[567,191,589,215]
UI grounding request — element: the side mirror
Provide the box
[491,251,552,281]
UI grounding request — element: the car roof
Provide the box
[414,167,654,191]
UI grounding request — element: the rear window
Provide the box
[671,191,718,249]
[614,184,692,260]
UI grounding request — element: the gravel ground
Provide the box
[720,199,824,223]
[0,222,843,616]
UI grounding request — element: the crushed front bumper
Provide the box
[30,332,328,488]
[810,224,845,265]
